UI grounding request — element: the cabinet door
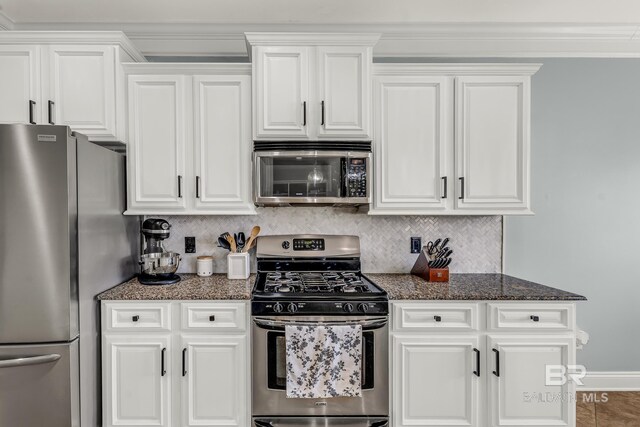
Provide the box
[127,75,187,211]
[455,76,530,211]
[317,46,371,139]
[392,335,480,427]
[372,76,451,213]
[103,334,171,427]
[0,45,41,124]
[253,46,310,139]
[47,45,117,140]
[179,335,248,427]
[487,335,575,427]
[193,75,255,214]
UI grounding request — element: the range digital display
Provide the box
[292,239,325,251]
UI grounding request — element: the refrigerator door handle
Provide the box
[0,353,61,368]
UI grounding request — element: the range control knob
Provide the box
[343,303,354,313]
[357,303,369,313]
[287,303,298,313]
[273,303,284,313]
[282,241,290,249]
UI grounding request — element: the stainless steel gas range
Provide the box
[251,235,389,427]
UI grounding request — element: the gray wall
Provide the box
[504,59,640,371]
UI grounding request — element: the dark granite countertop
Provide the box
[97,273,585,302]
[365,273,586,301]
[97,274,254,301]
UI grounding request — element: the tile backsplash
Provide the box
[160,208,502,274]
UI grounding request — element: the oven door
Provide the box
[252,316,388,417]
[253,151,371,205]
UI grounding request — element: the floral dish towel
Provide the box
[285,324,362,398]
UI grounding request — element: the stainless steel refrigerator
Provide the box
[0,124,139,426]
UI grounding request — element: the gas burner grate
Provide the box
[261,271,372,294]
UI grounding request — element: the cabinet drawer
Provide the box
[393,302,479,331]
[180,302,247,332]
[488,303,575,331]
[103,302,171,332]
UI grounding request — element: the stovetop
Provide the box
[251,234,388,316]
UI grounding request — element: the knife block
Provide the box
[410,248,450,282]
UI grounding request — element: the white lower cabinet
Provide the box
[391,301,578,427]
[102,301,249,427]
[179,335,248,427]
[392,335,480,426]
[103,334,172,427]
[487,335,575,427]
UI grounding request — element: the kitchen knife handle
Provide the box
[48,100,55,125]
[459,177,465,200]
[178,175,183,198]
[196,176,200,199]
[441,176,448,199]
[473,348,480,377]
[492,348,500,377]
[182,348,187,376]
[29,100,36,124]
[302,101,307,126]
[321,100,325,126]
[161,347,167,376]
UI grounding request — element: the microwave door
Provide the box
[254,151,371,205]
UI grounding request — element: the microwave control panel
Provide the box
[347,158,367,198]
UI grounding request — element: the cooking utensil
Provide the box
[225,234,237,253]
[237,232,246,251]
[217,236,231,251]
[242,225,261,253]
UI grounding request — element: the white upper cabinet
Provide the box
[0,45,40,125]
[193,75,254,213]
[455,76,530,211]
[47,45,117,139]
[316,46,371,138]
[0,32,144,141]
[246,33,379,141]
[371,64,540,215]
[124,64,255,215]
[372,75,452,213]
[128,75,187,211]
[254,46,310,139]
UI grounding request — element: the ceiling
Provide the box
[2,1,640,58]
[2,0,640,25]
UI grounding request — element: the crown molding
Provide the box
[0,30,145,61]
[0,11,15,30]
[373,63,543,76]
[7,22,640,58]
[123,62,251,75]
[244,32,381,46]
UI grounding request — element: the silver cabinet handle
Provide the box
[0,353,61,368]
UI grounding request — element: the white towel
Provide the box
[285,324,362,398]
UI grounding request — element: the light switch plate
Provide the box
[411,237,421,254]
[185,236,196,253]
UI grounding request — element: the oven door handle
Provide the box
[252,317,388,330]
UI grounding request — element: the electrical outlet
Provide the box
[185,236,196,253]
[410,237,422,254]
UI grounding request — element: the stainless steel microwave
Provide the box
[253,142,372,206]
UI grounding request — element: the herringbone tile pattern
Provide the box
[160,208,503,274]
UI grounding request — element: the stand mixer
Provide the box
[139,218,181,285]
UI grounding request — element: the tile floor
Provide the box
[577,392,640,426]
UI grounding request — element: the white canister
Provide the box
[196,256,214,277]
[227,252,250,280]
